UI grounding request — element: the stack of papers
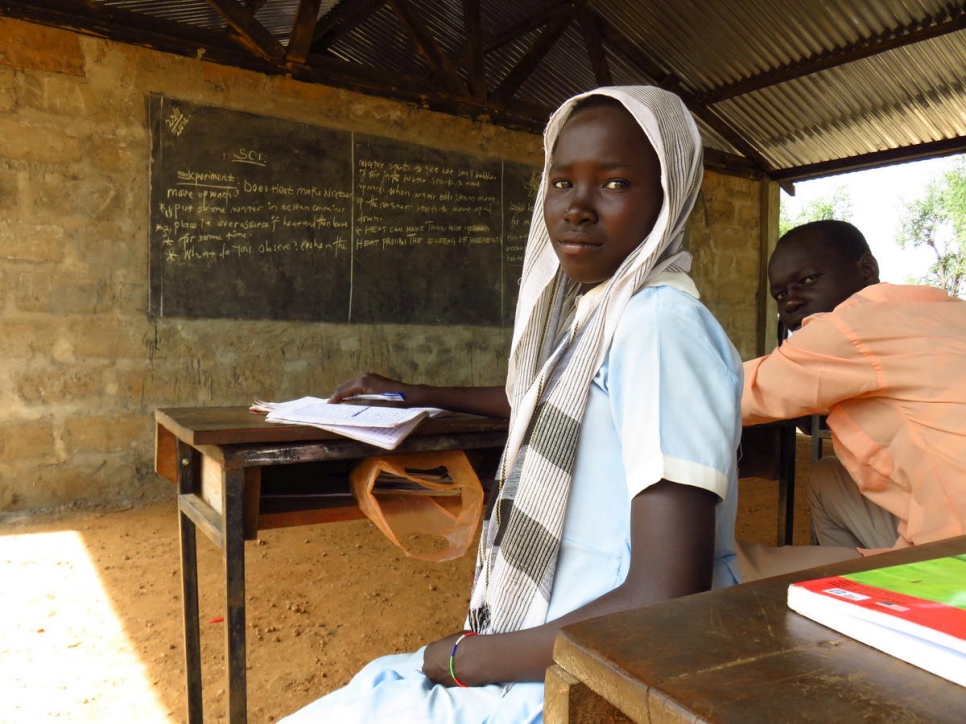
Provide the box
[250,396,447,450]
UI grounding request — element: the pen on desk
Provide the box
[346,392,407,402]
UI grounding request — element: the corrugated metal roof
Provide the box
[330,3,431,76]
[101,0,225,28]
[3,0,964,180]
[595,0,958,92]
[718,29,966,168]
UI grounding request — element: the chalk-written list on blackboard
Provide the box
[351,135,505,325]
[148,96,538,325]
[156,175,352,258]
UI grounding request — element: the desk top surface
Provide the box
[156,405,508,447]
[555,536,966,722]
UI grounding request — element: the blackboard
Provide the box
[148,96,539,326]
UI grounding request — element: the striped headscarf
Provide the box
[467,86,705,634]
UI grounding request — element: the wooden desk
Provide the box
[547,535,966,723]
[154,406,507,724]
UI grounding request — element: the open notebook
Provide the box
[250,396,447,450]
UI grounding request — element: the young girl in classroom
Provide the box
[282,85,744,723]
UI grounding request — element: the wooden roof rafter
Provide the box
[491,0,590,105]
[286,0,323,63]
[310,0,386,54]
[578,7,612,87]
[0,0,279,72]
[481,0,571,55]
[204,0,286,62]
[770,135,966,182]
[299,48,550,129]
[703,148,765,180]
[702,9,966,104]
[462,0,485,100]
[389,0,467,94]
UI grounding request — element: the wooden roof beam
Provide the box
[389,0,466,95]
[491,0,589,104]
[310,0,386,53]
[302,52,546,131]
[286,0,323,64]
[482,1,572,54]
[579,8,612,87]
[204,0,286,62]
[769,135,966,182]
[0,0,276,70]
[223,0,268,46]
[704,148,764,180]
[463,0,486,100]
[704,11,966,103]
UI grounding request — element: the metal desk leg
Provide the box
[177,442,204,723]
[776,424,797,546]
[223,467,248,723]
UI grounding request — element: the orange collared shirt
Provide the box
[743,283,966,551]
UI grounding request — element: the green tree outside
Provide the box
[897,157,966,297]
[779,186,853,237]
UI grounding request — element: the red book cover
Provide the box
[788,554,966,687]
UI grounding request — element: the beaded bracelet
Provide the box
[448,631,478,688]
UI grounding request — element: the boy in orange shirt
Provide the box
[740,220,966,579]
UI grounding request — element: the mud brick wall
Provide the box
[0,16,766,509]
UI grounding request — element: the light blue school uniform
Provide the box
[281,285,743,724]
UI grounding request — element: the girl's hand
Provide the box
[329,376,509,418]
[422,632,466,686]
[328,373,413,405]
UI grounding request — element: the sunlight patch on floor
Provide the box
[0,530,174,723]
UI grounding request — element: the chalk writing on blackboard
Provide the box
[148,95,537,325]
[350,136,504,325]
[165,107,190,136]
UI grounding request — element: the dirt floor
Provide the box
[0,437,823,723]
